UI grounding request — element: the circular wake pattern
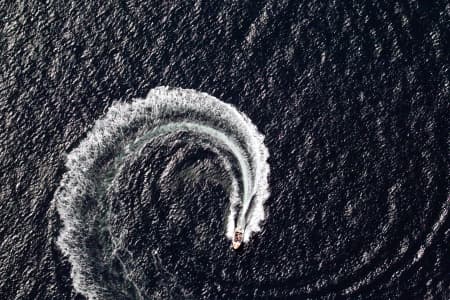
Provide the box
[54,87,270,299]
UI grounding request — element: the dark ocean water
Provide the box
[1,1,449,299]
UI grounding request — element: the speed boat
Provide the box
[231,228,243,250]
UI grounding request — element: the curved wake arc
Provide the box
[54,86,270,299]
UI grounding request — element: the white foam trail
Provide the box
[54,87,270,298]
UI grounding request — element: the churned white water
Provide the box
[54,87,270,298]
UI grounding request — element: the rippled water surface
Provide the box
[1,1,449,299]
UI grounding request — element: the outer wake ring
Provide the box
[54,87,270,299]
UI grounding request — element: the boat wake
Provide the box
[53,87,270,299]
